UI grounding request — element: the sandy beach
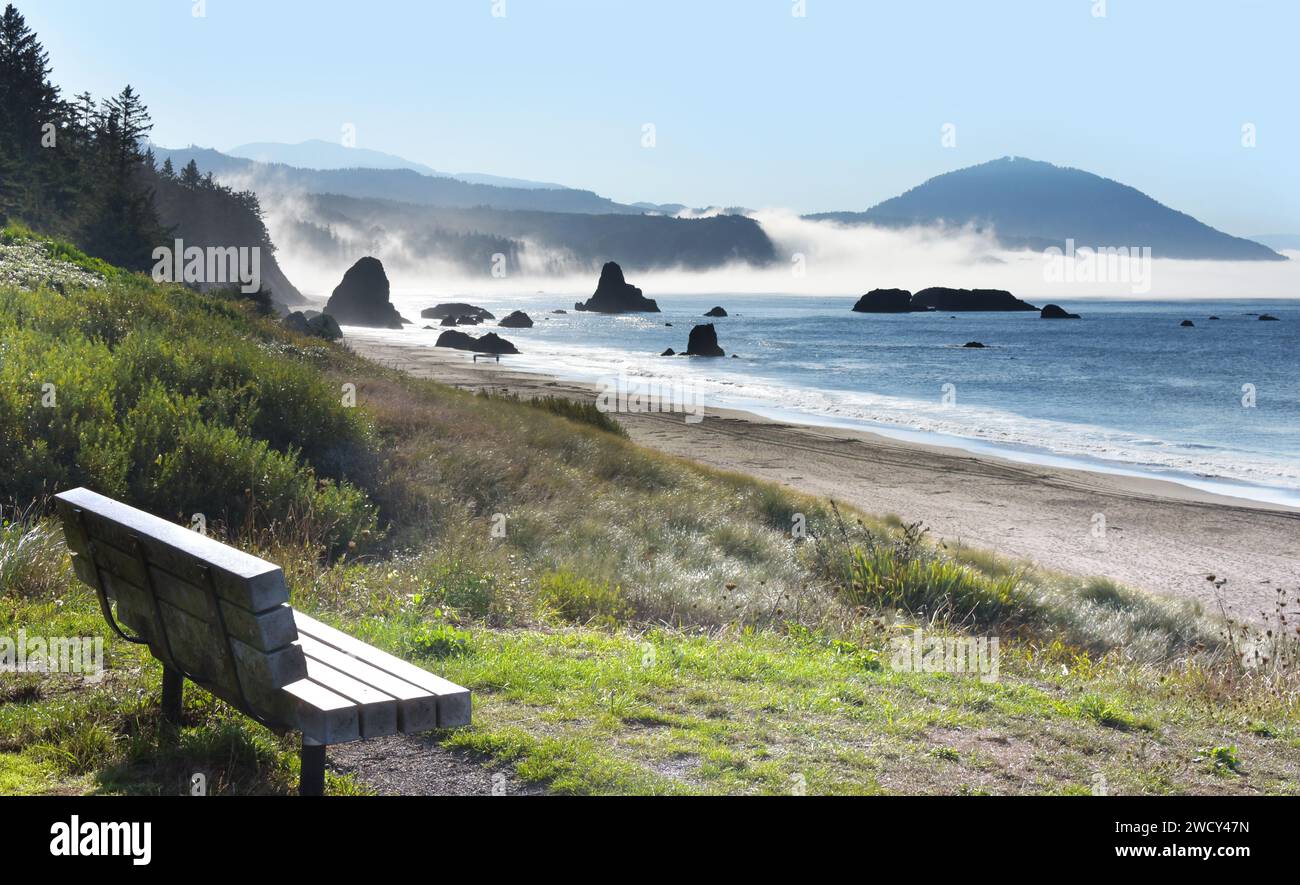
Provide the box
[347,332,1300,628]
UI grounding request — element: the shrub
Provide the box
[1199,745,1242,775]
[536,570,631,628]
[841,543,1031,628]
[0,518,69,599]
[0,250,377,555]
[418,560,498,619]
[409,622,472,660]
[1077,694,1139,731]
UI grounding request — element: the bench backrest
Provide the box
[55,487,306,727]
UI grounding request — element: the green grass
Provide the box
[475,391,628,437]
[2,229,1298,795]
[0,752,61,794]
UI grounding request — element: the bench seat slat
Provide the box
[302,658,398,739]
[294,612,471,728]
[281,680,360,745]
[299,635,439,734]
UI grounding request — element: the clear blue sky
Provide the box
[23,0,1300,235]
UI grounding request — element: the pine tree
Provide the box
[0,3,60,158]
[0,3,63,223]
[77,85,166,269]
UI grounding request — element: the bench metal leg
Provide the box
[161,666,184,725]
[300,742,326,797]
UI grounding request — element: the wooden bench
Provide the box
[54,487,471,795]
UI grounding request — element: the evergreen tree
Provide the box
[0,3,63,223]
[0,3,271,288]
[77,85,165,269]
[180,158,202,188]
[0,3,60,159]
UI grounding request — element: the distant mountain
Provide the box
[226,139,569,190]
[631,201,691,215]
[286,193,776,276]
[630,203,754,218]
[450,171,569,191]
[154,145,635,215]
[807,157,1284,261]
[1248,234,1300,252]
[152,146,775,281]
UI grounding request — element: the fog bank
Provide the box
[258,198,1299,302]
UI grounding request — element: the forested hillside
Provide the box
[0,4,300,305]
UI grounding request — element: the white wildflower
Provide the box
[0,240,107,292]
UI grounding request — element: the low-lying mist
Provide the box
[255,192,1300,303]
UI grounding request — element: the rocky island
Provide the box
[499,310,534,328]
[574,262,660,313]
[852,287,1037,313]
[422,303,495,321]
[435,330,520,354]
[685,323,725,357]
[323,257,409,328]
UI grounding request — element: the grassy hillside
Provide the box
[1,229,1297,795]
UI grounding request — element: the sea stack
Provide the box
[421,303,495,321]
[685,323,725,357]
[1040,304,1081,319]
[499,310,534,328]
[306,313,342,340]
[704,306,728,317]
[574,262,660,313]
[851,289,914,313]
[324,257,407,328]
[850,287,1037,312]
[435,330,520,354]
[911,287,1038,312]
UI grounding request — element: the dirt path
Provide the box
[328,735,546,796]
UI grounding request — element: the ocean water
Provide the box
[382,293,1300,506]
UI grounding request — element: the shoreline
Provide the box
[345,332,1300,627]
